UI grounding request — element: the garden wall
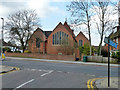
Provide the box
[87,56,118,63]
[5,52,75,61]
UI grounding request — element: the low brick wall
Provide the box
[5,52,75,61]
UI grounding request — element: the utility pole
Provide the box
[1,18,4,55]
[108,38,110,87]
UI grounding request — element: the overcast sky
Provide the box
[0,0,119,46]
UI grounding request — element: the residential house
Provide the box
[0,40,20,53]
[105,18,120,53]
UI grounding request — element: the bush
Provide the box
[111,50,120,61]
[111,52,117,58]
[79,43,97,56]
[116,51,120,59]
[14,51,21,53]
[101,49,108,57]
[3,47,12,53]
[24,50,31,53]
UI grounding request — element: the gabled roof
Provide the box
[29,28,52,41]
[44,31,52,38]
[109,26,120,39]
[36,28,52,38]
[63,21,77,42]
[0,40,18,47]
[76,31,89,41]
[63,21,75,38]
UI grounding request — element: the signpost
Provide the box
[104,37,118,87]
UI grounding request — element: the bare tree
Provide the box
[5,9,41,53]
[92,1,117,55]
[67,0,92,55]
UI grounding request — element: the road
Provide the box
[1,58,119,89]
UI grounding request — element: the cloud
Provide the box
[27,0,65,18]
[0,0,66,39]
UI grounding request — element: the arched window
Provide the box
[36,38,42,48]
[52,31,68,45]
[79,40,83,46]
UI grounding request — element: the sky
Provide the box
[0,0,119,46]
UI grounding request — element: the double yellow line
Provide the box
[0,67,20,75]
[87,78,105,90]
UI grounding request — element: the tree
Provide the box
[67,0,92,55]
[79,43,96,56]
[5,9,41,52]
[92,1,117,55]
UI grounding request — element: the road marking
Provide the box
[87,79,92,90]
[57,71,63,73]
[31,69,36,71]
[14,79,34,89]
[87,78,105,90]
[39,70,42,71]
[90,79,97,90]
[25,69,53,72]
[0,67,20,75]
[41,70,53,77]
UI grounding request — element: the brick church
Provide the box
[28,21,89,56]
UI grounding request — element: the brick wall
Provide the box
[76,32,90,46]
[28,28,46,53]
[47,22,76,55]
[118,37,120,50]
[5,52,75,61]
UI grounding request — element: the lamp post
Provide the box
[1,18,4,55]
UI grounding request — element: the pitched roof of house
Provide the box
[29,28,52,41]
[44,31,52,38]
[76,31,89,41]
[35,28,52,38]
[64,21,75,38]
[63,22,77,42]
[109,26,120,39]
[0,40,18,47]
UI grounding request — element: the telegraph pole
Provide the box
[108,38,110,87]
[1,18,4,55]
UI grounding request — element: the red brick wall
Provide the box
[28,28,46,53]
[5,53,75,61]
[104,37,120,51]
[118,37,120,50]
[47,23,76,55]
[76,32,90,46]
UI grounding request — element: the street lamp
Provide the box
[1,18,4,55]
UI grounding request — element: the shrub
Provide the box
[79,44,97,56]
[14,51,21,53]
[111,52,117,58]
[116,51,120,59]
[101,49,108,57]
[111,50,120,61]
[24,50,31,53]
[3,47,12,53]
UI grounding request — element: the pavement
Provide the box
[95,77,120,89]
[6,57,120,67]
